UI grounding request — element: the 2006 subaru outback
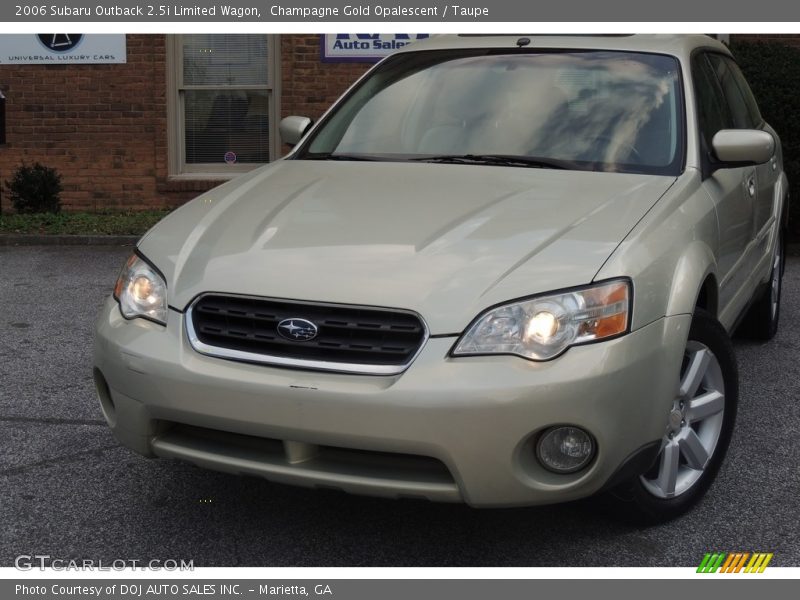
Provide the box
[95,34,787,522]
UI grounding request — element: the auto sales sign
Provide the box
[322,34,430,62]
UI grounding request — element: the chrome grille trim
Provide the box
[185,293,429,376]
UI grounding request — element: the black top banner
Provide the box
[2,0,798,22]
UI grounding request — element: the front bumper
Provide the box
[94,297,690,507]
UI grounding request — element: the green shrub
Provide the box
[729,40,800,236]
[4,162,63,214]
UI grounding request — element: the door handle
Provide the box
[746,176,756,198]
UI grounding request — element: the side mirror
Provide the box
[279,116,313,147]
[711,129,775,166]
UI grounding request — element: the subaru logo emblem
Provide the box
[277,318,318,342]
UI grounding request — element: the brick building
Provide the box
[0,33,788,212]
[0,34,372,211]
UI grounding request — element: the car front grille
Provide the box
[186,294,428,375]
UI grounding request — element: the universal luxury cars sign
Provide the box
[0,33,126,64]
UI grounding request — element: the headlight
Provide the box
[113,253,168,325]
[452,279,630,361]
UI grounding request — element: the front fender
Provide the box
[664,242,718,318]
[594,169,719,331]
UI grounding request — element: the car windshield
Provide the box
[297,49,684,175]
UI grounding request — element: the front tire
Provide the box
[602,309,738,524]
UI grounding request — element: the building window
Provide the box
[168,34,279,176]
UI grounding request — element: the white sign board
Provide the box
[322,34,430,63]
[0,34,126,64]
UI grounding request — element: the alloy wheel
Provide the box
[640,341,726,499]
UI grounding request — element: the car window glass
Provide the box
[721,56,763,127]
[304,50,683,176]
[692,53,733,148]
[707,53,755,129]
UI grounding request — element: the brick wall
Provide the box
[0,34,174,211]
[0,34,370,212]
[280,35,371,122]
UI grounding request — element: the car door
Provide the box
[692,52,756,314]
[707,53,779,252]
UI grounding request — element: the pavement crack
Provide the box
[0,445,120,476]
[0,416,106,426]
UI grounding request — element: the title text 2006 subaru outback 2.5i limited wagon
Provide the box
[95,35,787,523]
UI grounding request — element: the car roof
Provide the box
[397,34,732,62]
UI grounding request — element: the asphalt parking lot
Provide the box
[1,244,798,567]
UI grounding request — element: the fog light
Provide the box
[536,426,595,473]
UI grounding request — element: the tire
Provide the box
[738,230,784,341]
[601,308,738,525]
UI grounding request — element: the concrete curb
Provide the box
[0,234,139,246]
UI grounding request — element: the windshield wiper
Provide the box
[303,153,573,169]
[409,154,570,169]
[303,153,385,161]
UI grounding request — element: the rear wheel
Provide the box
[602,309,738,524]
[738,231,783,340]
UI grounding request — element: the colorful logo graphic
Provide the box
[697,552,774,573]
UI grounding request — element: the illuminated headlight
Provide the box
[452,279,630,361]
[113,253,168,325]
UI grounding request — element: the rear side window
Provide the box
[707,53,760,129]
[692,53,733,149]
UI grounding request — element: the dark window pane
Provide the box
[707,53,754,129]
[720,56,762,127]
[184,90,269,164]
[183,34,268,86]
[692,54,733,147]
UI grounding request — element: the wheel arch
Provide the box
[664,241,719,319]
[694,273,719,317]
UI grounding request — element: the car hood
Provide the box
[140,161,675,334]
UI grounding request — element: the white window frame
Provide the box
[167,34,281,178]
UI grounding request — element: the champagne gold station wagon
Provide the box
[94,34,787,522]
